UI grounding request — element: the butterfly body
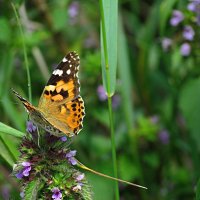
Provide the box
[13,52,85,137]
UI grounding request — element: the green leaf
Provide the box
[118,15,135,131]
[159,0,177,35]
[52,8,68,31]
[0,133,19,162]
[0,122,24,138]
[0,18,11,43]
[196,179,200,200]
[179,78,200,150]
[118,155,140,181]
[0,136,15,166]
[25,179,41,200]
[143,153,160,168]
[92,108,109,127]
[136,2,160,48]
[100,0,118,95]
[0,49,15,97]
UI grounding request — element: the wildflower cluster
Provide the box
[162,1,200,57]
[13,121,92,199]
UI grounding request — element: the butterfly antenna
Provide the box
[76,159,147,190]
[11,88,28,103]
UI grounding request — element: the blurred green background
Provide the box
[0,0,200,199]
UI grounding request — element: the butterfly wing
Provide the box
[38,52,85,137]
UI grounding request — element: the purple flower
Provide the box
[76,173,85,182]
[66,150,77,165]
[60,136,67,142]
[97,85,107,101]
[112,94,121,109]
[66,150,76,158]
[170,10,184,26]
[150,115,159,124]
[158,130,169,145]
[16,162,31,179]
[52,188,62,200]
[197,14,200,25]
[161,38,172,51]
[68,1,79,24]
[20,191,25,198]
[26,121,37,133]
[1,185,10,200]
[183,26,195,41]
[187,1,200,25]
[68,2,79,17]
[16,170,24,179]
[68,157,77,165]
[72,184,82,192]
[84,37,96,48]
[180,43,191,56]
[187,0,200,12]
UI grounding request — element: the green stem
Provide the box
[108,97,120,200]
[11,3,32,103]
[99,0,119,199]
[77,160,147,189]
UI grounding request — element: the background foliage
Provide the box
[0,0,200,199]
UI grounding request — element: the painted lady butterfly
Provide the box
[13,52,85,137]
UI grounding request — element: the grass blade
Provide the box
[118,15,135,131]
[11,3,32,102]
[0,122,24,138]
[100,0,118,96]
[100,0,119,199]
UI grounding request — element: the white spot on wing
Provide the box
[66,69,71,74]
[53,69,63,76]
[62,57,68,62]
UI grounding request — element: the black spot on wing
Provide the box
[59,89,69,98]
[46,52,80,86]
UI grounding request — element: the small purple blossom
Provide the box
[161,38,172,51]
[187,0,200,12]
[52,188,62,200]
[68,157,77,165]
[150,115,159,124]
[97,85,107,101]
[158,130,169,145]
[180,43,191,56]
[26,121,37,133]
[68,2,79,17]
[66,150,77,165]
[68,1,79,24]
[60,136,67,142]
[72,184,82,192]
[183,26,195,41]
[112,94,121,109]
[20,191,25,198]
[84,37,96,48]
[187,1,200,25]
[197,14,200,25]
[188,2,196,12]
[170,10,184,26]
[16,162,31,179]
[16,170,24,179]
[76,173,85,182]
[1,185,10,200]
[66,150,76,158]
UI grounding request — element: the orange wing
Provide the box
[38,52,85,137]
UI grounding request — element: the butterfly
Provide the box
[12,52,85,137]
